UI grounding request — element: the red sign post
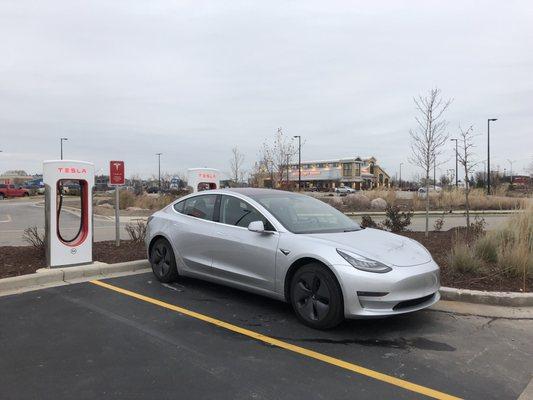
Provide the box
[109,161,125,247]
[109,161,125,186]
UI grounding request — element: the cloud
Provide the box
[1,0,532,179]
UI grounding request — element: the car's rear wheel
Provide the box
[290,263,344,329]
[150,238,178,283]
[0,194,4,200]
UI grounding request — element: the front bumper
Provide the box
[335,260,441,318]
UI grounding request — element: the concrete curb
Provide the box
[1,260,531,310]
[344,209,521,216]
[0,260,150,296]
[440,286,533,307]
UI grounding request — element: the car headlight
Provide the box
[336,249,392,273]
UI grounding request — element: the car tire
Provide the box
[0,194,4,200]
[290,263,344,330]
[150,238,179,283]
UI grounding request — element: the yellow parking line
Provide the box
[90,279,461,400]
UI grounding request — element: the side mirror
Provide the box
[248,220,265,233]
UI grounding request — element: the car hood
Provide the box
[307,228,432,267]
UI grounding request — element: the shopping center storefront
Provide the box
[288,156,390,190]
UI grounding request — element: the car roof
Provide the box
[220,188,305,198]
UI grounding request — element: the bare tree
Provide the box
[272,127,296,188]
[409,88,452,237]
[229,146,245,185]
[257,140,275,187]
[456,125,477,234]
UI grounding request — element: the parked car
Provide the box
[146,188,440,329]
[334,186,355,195]
[0,184,30,199]
[417,186,442,198]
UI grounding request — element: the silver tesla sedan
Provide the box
[146,188,440,329]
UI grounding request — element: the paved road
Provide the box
[0,273,531,399]
[0,199,131,246]
[0,198,513,245]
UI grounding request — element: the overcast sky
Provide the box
[1,0,532,180]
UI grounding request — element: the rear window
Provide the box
[174,195,218,221]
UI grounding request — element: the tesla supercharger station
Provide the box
[43,160,94,268]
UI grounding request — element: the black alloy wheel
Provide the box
[290,263,344,329]
[150,238,178,283]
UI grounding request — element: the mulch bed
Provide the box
[398,230,531,293]
[0,241,146,279]
[1,235,530,293]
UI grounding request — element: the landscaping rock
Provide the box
[370,197,387,210]
[344,193,370,210]
[99,203,114,209]
[126,206,147,212]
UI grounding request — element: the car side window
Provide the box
[181,195,217,221]
[220,195,274,230]
[173,200,185,213]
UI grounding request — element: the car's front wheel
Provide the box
[150,238,179,283]
[290,263,344,329]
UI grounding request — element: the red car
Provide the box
[0,184,30,199]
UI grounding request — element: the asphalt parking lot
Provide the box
[1,272,532,399]
[0,199,130,245]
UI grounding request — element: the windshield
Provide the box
[249,192,361,234]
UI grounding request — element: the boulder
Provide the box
[370,197,387,210]
[343,193,370,210]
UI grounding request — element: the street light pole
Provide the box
[450,138,458,187]
[487,118,497,195]
[399,162,403,189]
[60,137,68,160]
[156,153,162,192]
[293,135,301,190]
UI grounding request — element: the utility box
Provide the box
[43,160,94,267]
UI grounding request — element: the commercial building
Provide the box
[288,156,390,190]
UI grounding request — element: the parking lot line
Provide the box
[90,279,461,400]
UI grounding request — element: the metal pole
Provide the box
[286,154,289,187]
[455,140,458,187]
[298,137,301,190]
[60,139,63,160]
[507,159,514,184]
[487,120,490,195]
[115,186,120,247]
[156,153,162,193]
[487,119,497,195]
[293,135,301,190]
[399,162,403,189]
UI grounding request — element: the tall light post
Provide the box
[156,153,162,192]
[60,137,68,160]
[293,135,301,191]
[450,138,458,187]
[487,118,497,194]
[399,162,403,189]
